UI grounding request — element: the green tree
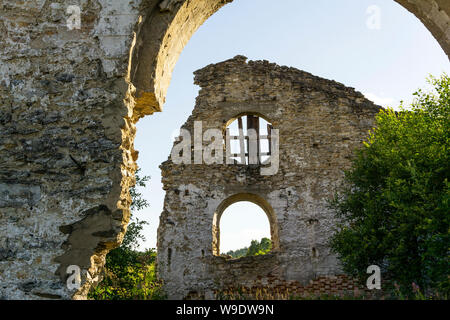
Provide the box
[89,169,165,300]
[329,74,449,297]
[246,240,261,257]
[225,237,272,258]
[259,237,272,252]
[246,237,272,256]
[226,247,248,258]
[105,169,150,268]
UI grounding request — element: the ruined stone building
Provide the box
[157,56,381,299]
[0,0,448,299]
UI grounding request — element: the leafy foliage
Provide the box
[226,237,272,258]
[329,74,450,298]
[89,169,166,300]
[226,247,248,259]
[119,169,150,251]
[89,249,165,300]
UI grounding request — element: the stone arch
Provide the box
[127,4,449,301]
[127,0,450,120]
[1,0,448,301]
[52,0,450,298]
[212,193,280,256]
[127,0,233,120]
[76,0,448,300]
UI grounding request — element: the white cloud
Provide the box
[363,92,397,107]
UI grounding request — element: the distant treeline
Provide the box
[225,237,272,258]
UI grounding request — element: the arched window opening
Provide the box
[212,194,279,258]
[225,114,273,165]
[220,202,271,257]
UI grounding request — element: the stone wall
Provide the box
[0,0,145,299]
[157,56,381,299]
[0,0,448,300]
[186,272,378,300]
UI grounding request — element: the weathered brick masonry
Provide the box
[0,0,448,299]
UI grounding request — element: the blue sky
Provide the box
[133,0,450,251]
